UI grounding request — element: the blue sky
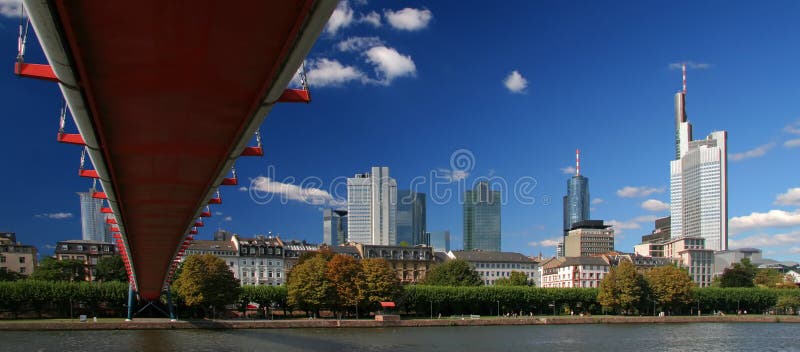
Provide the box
[2,1,800,260]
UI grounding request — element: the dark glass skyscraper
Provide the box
[396,190,426,246]
[463,181,501,252]
[323,209,348,246]
[563,149,590,236]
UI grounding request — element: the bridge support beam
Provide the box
[126,284,135,321]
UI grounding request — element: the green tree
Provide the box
[719,258,756,288]
[0,269,24,281]
[645,265,694,311]
[172,254,241,317]
[495,271,530,286]
[30,257,86,281]
[598,261,645,314]
[361,258,401,310]
[326,254,364,317]
[94,255,128,282]
[423,259,482,286]
[287,255,333,316]
[753,269,784,288]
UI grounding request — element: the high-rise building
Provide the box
[322,209,348,246]
[463,181,501,251]
[214,229,233,241]
[561,149,589,256]
[78,188,109,242]
[641,216,671,244]
[347,167,397,245]
[669,65,728,252]
[396,190,426,246]
[564,220,614,257]
[429,230,451,252]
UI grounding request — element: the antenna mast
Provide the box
[575,149,580,176]
[682,63,687,94]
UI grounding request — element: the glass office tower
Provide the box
[396,190,426,246]
[463,181,501,251]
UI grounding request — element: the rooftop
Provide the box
[449,250,537,263]
[187,240,236,251]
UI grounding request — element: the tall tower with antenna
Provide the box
[561,149,590,256]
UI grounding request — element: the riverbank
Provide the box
[1,315,799,331]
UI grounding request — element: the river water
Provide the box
[1,323,798,351]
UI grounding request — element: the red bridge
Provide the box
[17,0,337,303]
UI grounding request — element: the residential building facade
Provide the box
[0,237,37,276]
[540,256,609,288]
[448,250,538,286]
[184,239,240,279]
[357,243,434,284]
[463,181,501,252]
[54,240,116,281]
[233,235,285,286]
[347,167,397,245]
[662,236,714,287]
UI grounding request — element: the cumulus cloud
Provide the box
[0,0,22,18]
[337,36,384,52]
[365,46,416,85]
[784,139,800,148]
[224,216,233,222]
[592,198,605,205]
[307,58,365,87]
[360,11,381,27]
[560,166,577,175]
[238,186,248,192]
[730,209,800,234]
[503,70,528,93]
[436,168,469,183]
[607,215,658,234]
[35,212,74,220]
[784,120,800,135]
[641,199,670,212]
[325,0,355,34]
[250,177,345,207]
[730,142,776,161]
[384,8,432,31]
[729,230,800,249]
[775,188,800,206]
[214,211,223,216]
[616,186,665,198]
[530,238,561,247]
[668,61,711,70]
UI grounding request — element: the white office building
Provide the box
[347,167,397,245]
[669,67,728,252]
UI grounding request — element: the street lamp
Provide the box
[549,301,556,316]
[430,300,433,319]
[497,300,500,318]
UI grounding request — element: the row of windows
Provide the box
[476,262,531,269]
[0,256,26,263]
[240,259,282,266]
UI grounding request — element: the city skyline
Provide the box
[2,1,799,261]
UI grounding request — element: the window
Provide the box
[76,245,83,251]
[20,267,25,274]
[0,256,5,263]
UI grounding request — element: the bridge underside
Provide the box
[24,0,336,299]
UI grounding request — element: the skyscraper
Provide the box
[77,188,108,242]
[561,149,590,256]
[670,64,728,251]
[323,209,348,246]
[463,181,501,251]
[396,190,426,246]
[347,167,397,245]
[429,230,451,252]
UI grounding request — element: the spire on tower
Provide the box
[682,62,687,94]
[575,148,580,176]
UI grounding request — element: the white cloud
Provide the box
[384,8,432,31]
[592,198,605,205]
[365,46,416,85]
[503,70,528,93]
[784,139,800,148]
[43,244,56,249]
[730,142,775,161]
[607,215,658,234]
[730,209,800,234]
[437,168,469,183]
[307,58,365,87]
[641,199,670,212]
[775,188,800,206]
[616,186,665,198]
[0,0,22,18]
[729,230,800,249]
[325,0,355,34]
[784,120,800,135]
[35,212,73,220]
[337,36,384,52]
[214,211,223,216]
[560,166,576,175]
[250,177,345,206]
[238,186,248,192]
[224,216,233,222]
[668,61,711,70]
[530,238,561,247]
[360,11,381,27]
